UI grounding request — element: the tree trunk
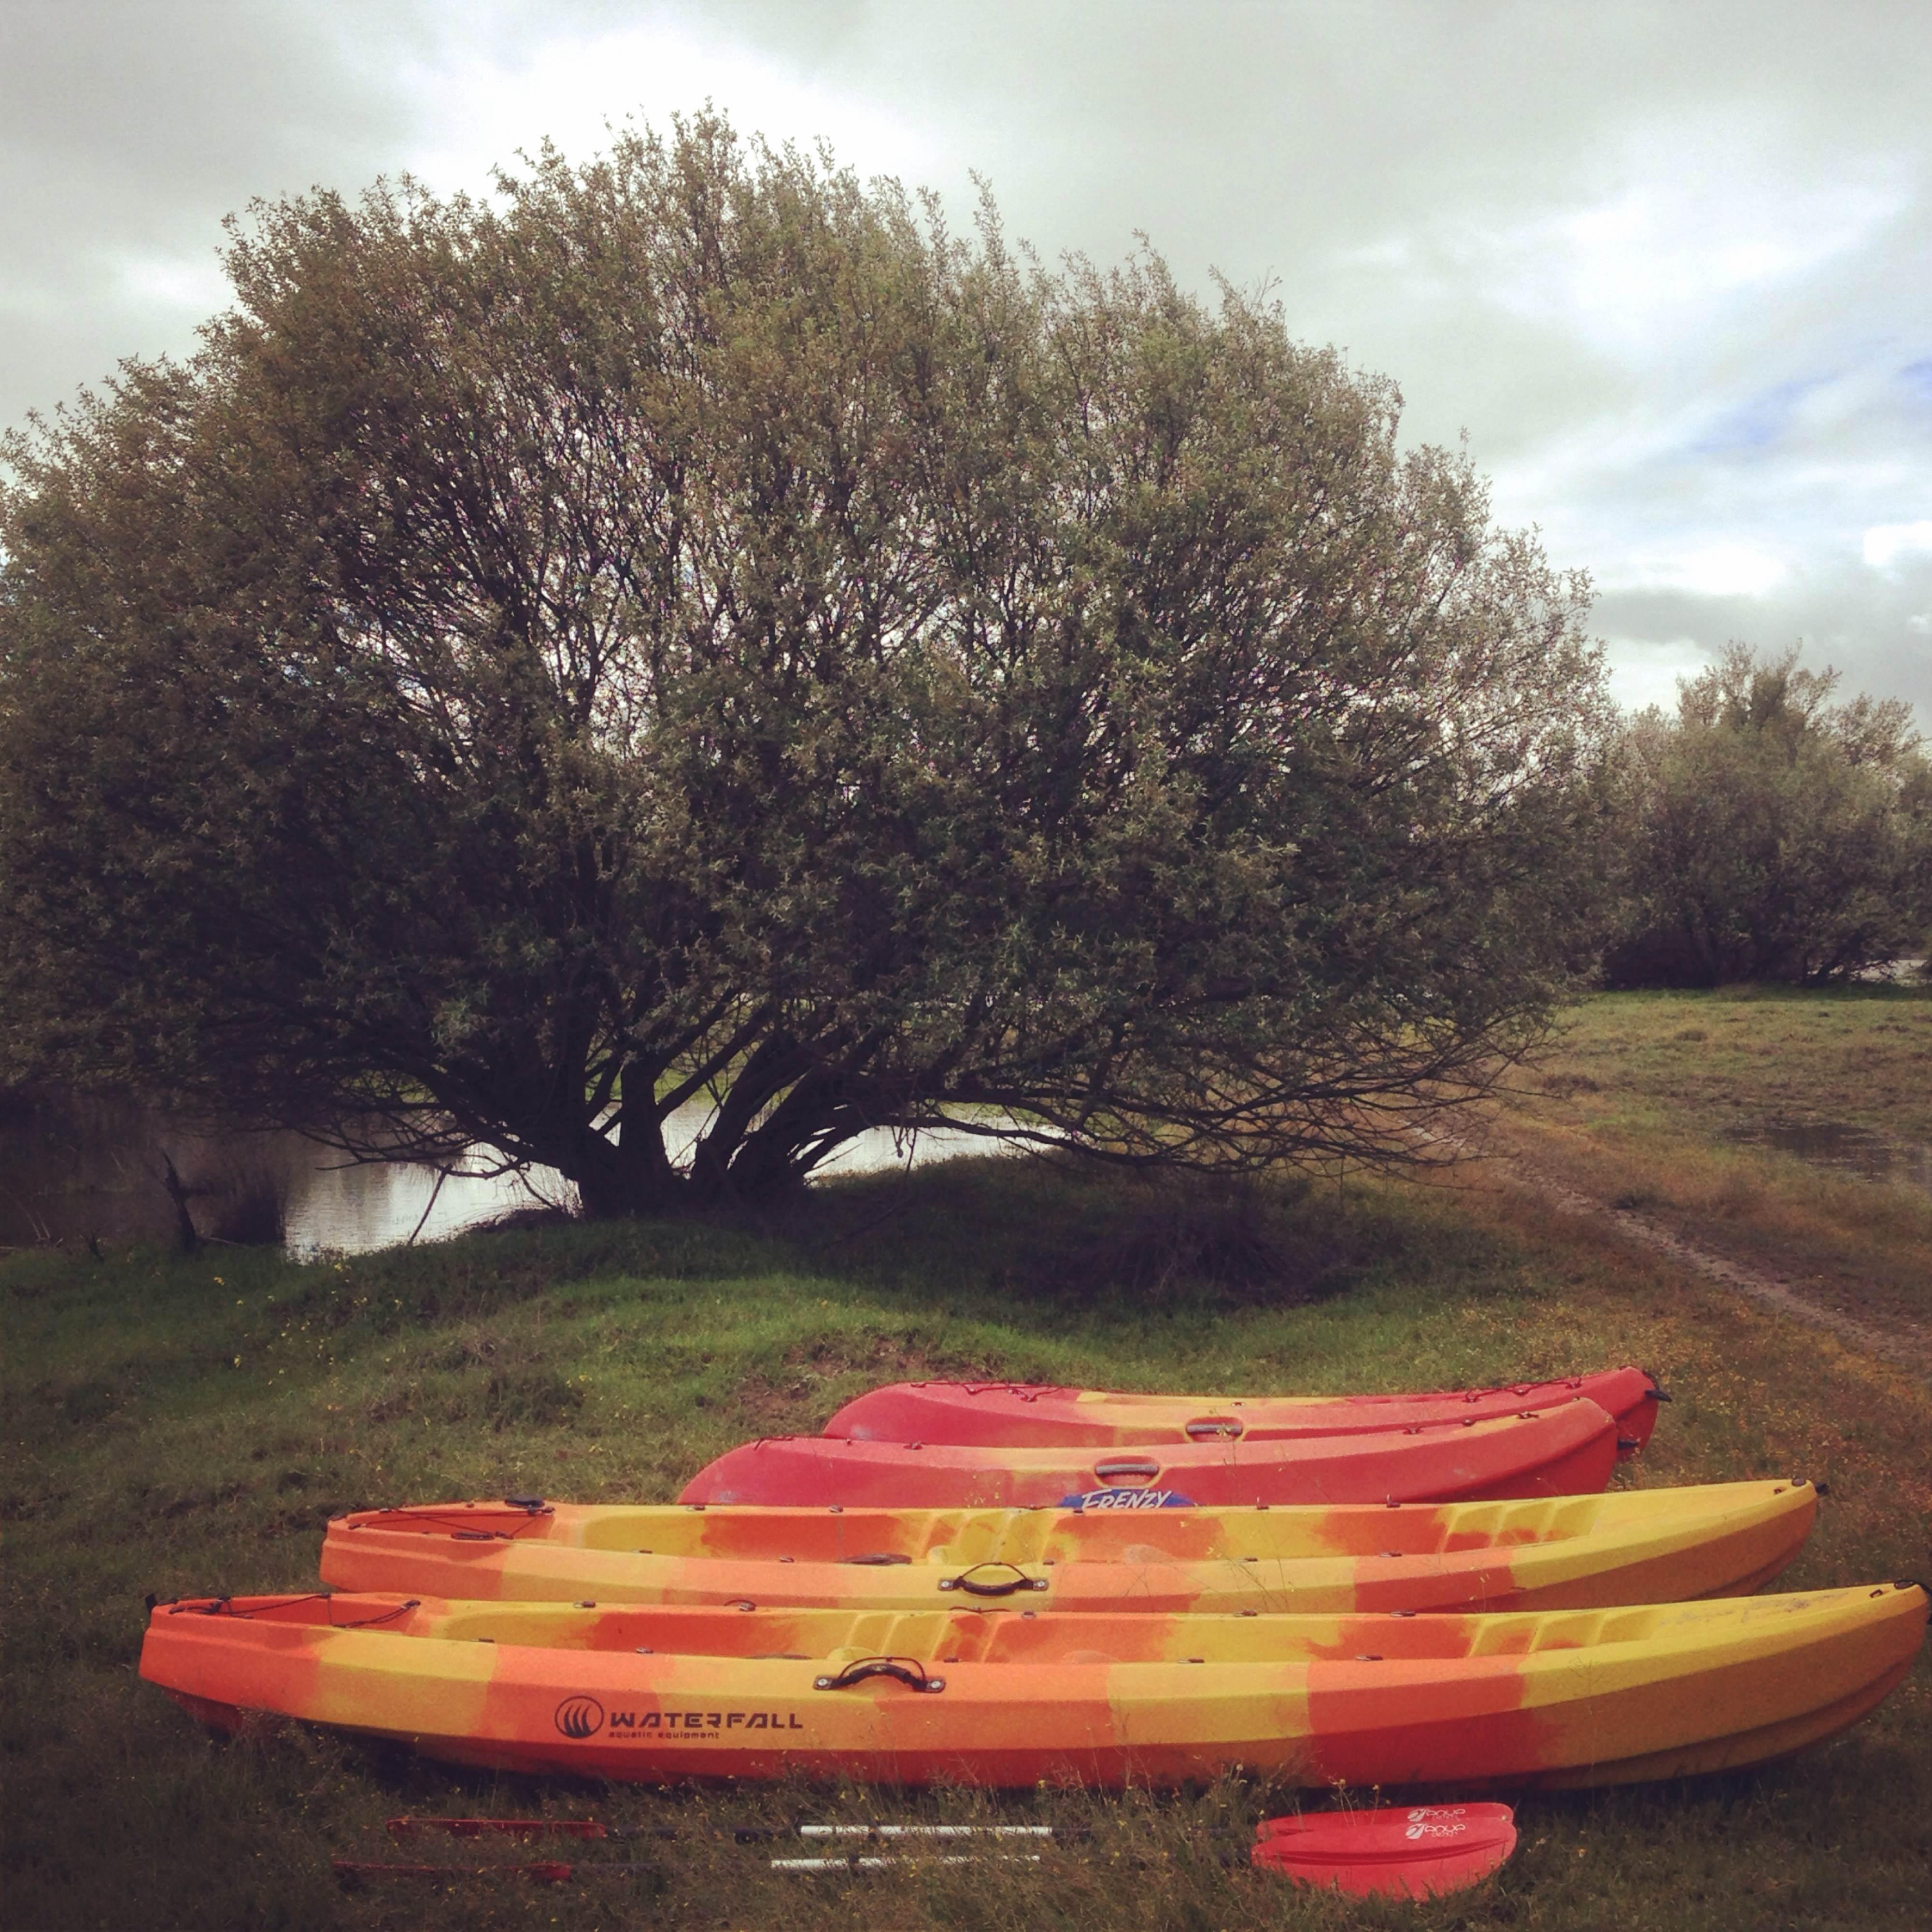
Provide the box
[558,1116,687,1220]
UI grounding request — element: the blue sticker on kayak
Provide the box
[1059,1487,1196,1510]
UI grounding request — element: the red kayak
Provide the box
[823,1367,1663,1453]
[679,1400,1619,1509]
[1252,1805,1518,1898]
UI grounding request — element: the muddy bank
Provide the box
[0,1087,294,1249]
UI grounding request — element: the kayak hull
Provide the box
[140,1583,1927,1791]
[826,1368,1664,1452]
[680,1402,1619,1509]
[319,1480,1818,1616]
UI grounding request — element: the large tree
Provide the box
[0,116,1615,1215]
[1603,644,1932,988]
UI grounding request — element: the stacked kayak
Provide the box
[142,1582,1929,1790]
[319,1480,1820,1614]
[679,1400,1620,1508]
[140,1361,1926,1793]
[822,1368,1665,1452]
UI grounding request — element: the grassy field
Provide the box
[3,991,1928,1931]
[1488,984,1932,1355]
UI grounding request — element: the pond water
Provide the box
[0,1090,1003,1258]
[280,1112,1003,1256]
[1726,1117,1932,1198]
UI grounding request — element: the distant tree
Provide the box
[1604,644,1932,987]
[0,115,1617,1216]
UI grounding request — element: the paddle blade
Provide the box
[1252,1804,1517,1899]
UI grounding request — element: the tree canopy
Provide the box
[0,115,1616,1215]
[1604,644,1932,987]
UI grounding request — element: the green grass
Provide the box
[4,1021,1930,1929]
[1520,983,1932,1141]
[1492,985,1932,1350]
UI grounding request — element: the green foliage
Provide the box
[1605,644,1932,986]
[0,112,1615,1215]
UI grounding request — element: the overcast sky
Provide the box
[4,0,1929,722]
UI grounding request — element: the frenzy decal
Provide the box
[1058,1487,1196,1510]
[554,1696,804,1739]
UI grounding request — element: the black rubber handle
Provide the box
[938,1562,1050,1597]
[812,1657,946,1692]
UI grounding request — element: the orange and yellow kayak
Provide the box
[140,1582,1927,1790]
[824,1368,1665,1453]
[680,1402,1619,1508]
[320,1479,1818,1615]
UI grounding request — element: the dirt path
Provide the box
[1480,1148,1930,1381]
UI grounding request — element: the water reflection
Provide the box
[0,1090,293,1250]
[284,1114,1000,1255]
[281,1150,569,1256]
[0,1088,1006,1258]
[1727,1118,1932,1198]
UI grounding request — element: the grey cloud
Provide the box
[3,0,1928,725]
[1593,562,1932,724]
[0,0,427,421]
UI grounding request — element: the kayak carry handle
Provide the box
[813,1657,947,1693]
[1184,1416,1244,1441]
[1093,1457,1163,1483]
[938,1562,1050,1596]
[837,1552,913,1566]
